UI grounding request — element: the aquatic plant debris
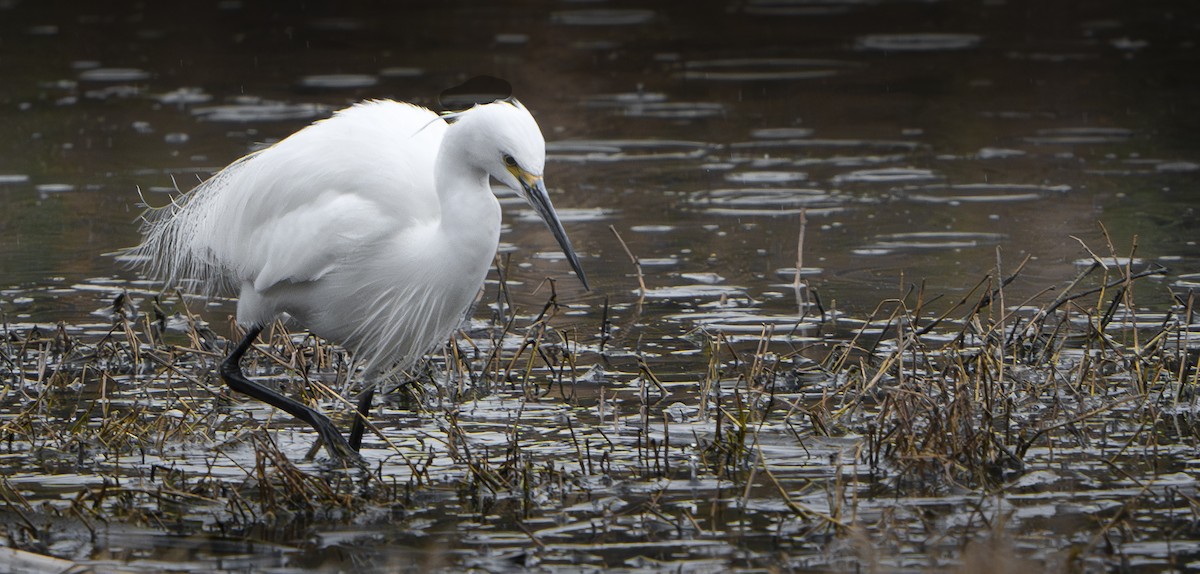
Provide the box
[1,241,1197,572]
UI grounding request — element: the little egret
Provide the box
[131,98,588,461]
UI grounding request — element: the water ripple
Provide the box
[1024,127,1133,145]
[856,33,982,52]
[856,232,1005,254]
[297,74,379,90]
[751,127,815,139]
[192,99,331,122]
[977,147,1026,159]
[724,171,808,184]
[643,285,747,299]
[831,167,939,185]
[622,101,725,119]
[903,183,1070,204]
[548,139,718,162]
[731,138,920,151]
[78,68,151,82]
[680,58,852,81]
[584,92,723,119]
[379,67,425,78]
[743,0,866,16]
[35,183,75,194]
[1156,161,1199,173]
[155,87,213,105]
[667,310,822,341]
[584,92,669,109]
[1071,257,1145,268]
[517,207,614,223]
[552,9,655,26]
[690,188,846,216]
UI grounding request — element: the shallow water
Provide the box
[1,0,1199,572]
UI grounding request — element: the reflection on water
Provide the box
[1,0,1199,571]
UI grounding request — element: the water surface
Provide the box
[1,0,1199,572]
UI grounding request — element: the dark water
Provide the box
[2,0,1198,325]
[1,0,1199,572]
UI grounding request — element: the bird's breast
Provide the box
[285,209,501,375]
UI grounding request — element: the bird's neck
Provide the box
[434,133,502,241]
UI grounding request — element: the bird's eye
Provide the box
[503,154,518,167]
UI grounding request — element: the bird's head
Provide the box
[446,100,589,290]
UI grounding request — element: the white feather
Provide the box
[129,99,561,377]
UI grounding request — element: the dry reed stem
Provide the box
[609,224,646,300]
[0,230,1194,573]
[794,208,809,314]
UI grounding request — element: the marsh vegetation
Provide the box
[3,234,1199,572]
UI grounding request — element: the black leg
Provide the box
[348,386,376,452]
[219,325,360,464]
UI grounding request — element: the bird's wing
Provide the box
[147,100,448,295]
[248,190,392,293]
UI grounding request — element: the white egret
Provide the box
[130,98,588,461]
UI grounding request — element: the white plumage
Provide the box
[130,99,587,458]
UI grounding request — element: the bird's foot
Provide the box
[310,427,367,469]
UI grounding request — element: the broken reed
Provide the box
[2,234,1197,545]
[695,245,1192,497]
[0,279,593,533]
[0,304,391,538]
